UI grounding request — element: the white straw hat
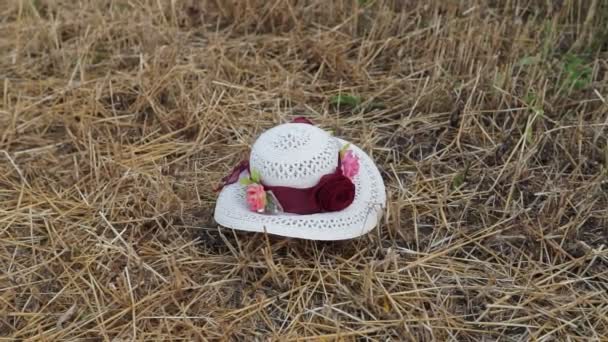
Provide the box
[213,119,386,240]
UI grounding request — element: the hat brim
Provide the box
[213,139,386,240]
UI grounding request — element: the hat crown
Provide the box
[249,123,340,188]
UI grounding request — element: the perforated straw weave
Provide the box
[250,123,341,188]
[214,122,386,240]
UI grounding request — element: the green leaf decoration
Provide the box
[250,169,261,183]
[339,143,351,158]
[239,177,253,186]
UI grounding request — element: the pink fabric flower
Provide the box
[341,150,360,180]
[246,184,267,212]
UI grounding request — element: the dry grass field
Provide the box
[1,0,608,340]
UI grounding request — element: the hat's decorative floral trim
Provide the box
[238,145,359,215]
[339,144,359,180]
[216,117,361,215]
[240,169,284,214]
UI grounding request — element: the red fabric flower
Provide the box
[314,173,355,212]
